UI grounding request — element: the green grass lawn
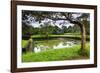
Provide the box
[31,34,90,40]
[22,43,90,62]
[22,40,28,48]
[64,32,81,35]
[31,34,81,38]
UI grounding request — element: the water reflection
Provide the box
[33,38,80,53]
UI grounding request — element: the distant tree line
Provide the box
[22,20,90,36]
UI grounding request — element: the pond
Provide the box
[32,38,81,53]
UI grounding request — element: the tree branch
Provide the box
[47,17,82,27]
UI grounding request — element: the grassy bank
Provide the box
[31,34,90,40]
[22,40,28,48]
[22,43,90,62]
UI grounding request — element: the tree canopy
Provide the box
[22,10,90,36]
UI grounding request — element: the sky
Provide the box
[30,19,74,28]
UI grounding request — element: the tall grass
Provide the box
[22,43,90,62]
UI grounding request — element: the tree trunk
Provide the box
[81,24,86,52]
[27,38,33,52]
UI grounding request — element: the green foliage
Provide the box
[22,22,34,35]
[39,23,55,37]
[22,10,90,36]
[22,43,90,62]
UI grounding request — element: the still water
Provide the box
[33,38,80,53]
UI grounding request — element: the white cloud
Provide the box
[30,19,74,28]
